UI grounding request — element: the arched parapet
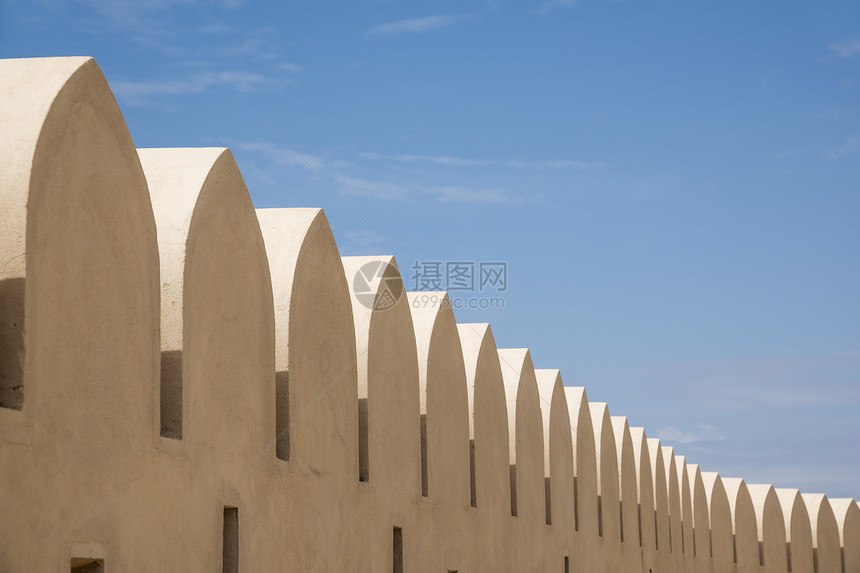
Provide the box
[675,456,695,572]
[702,472,735,573]
[536,370,575,562]
[647,437,670,570]
[803,494,842,573]
[829,498,859,573]
[565,386,600,567]
[497,348,546,569]
[776,488,814,573]
[661,446,683,571]
[407,291,471,507]
[747,484,788,573]
[342,256,420,493]
[407,291,471,571]
[341,256,421,571]
[0,56,160,570]
[630,427,657,570]
[722,478,759,573]
[257,208,359,570]
[687,464,713,571]
[610,416,641,572]
[140,148,275,457]
[458,323,510,517]
[590,403,621,569]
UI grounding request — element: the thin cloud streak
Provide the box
[828,38,860,59]
[365,14,464,36]
[112,71,274,105]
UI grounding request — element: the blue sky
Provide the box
[3,0,859,497]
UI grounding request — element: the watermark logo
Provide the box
[411,260,507,310]
[353,260,404,311]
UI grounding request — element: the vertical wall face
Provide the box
[722,478,759,573]
[141,147,278,571]
[459,323,514,570]
[536,369,575,569]
[408,292,471,572]
[590,402,621,570]
[648,438,671,572]
[747,484,788,573]
[631,427,657,572]
[612,417,642,573]
[830,498,860,573]
[257,208,360,571]
[661,446,683,573]
[703,473,736,573]
[342,256,421,571]
[0,57,160,571]
[804,494,843,573]
[777,488,815,573]
[687,464,713,573]
[676,456,696,573]
[565,387,600,570]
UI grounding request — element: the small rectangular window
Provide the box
[509,464,518,517]
[70,558,104,573]
[573,476,580,531]
[564,555,570,573]
[358,398,369,482]
[420,414,428,497]
[276,371,290,461]
[545,477,552,525]
[469,439,477,508]
[160,350,183,439]
[223,507,239,573]
[597,495,603,537]
[393,527,403,573]
[0,277,24,410]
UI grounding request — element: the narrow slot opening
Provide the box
[160,350,183,439]
[681,520,685,554]
[668,515,673,552]
[223,507,239,573]
[786,541,792,572]
[276,371,290,461]
[759,540,765,566]
[573,476,579,531]
[545,477,552,525]
[70,558,104,573]
[509,464,518,517]
[564,555,569,573]
[654,510,659,550]
[597,494,603,537]
[813,547,819,573]
[693,526,697,557]
[393,526,403,573]
[619,500,624,542]
[358,397,369,482]
[709,529,713,558]
[420,414,428,497]
[841,547,846,573]
[638,503,643,547]
[469,439,477,508]
[0,277,24,410]
[733,532,737,564]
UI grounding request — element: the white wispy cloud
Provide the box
[824,134,860,160]
[335,174,408,200]
[424,185,510,204]
[357,151,604,170]
[828,38,860,59]
[112,71,274,105]
[365,14,464,36]
[229,140,326,171]
[656,423,725,445]
[341,229,386,253]
[277,62,303,73]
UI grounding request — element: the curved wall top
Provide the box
[746,483,788,573]
[776,488,815,573]
[803,493,842,573]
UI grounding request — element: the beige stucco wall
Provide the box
[1,55,856,573]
